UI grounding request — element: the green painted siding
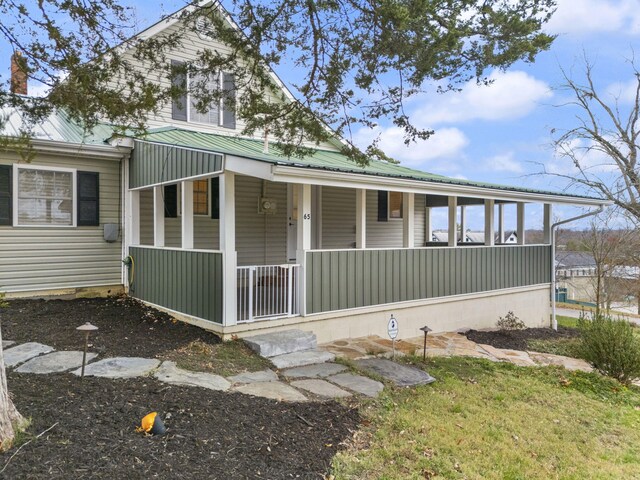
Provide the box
[129,247,223,323]
[306,245,551,314]
[130,140,223,188]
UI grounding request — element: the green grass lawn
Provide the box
[332,357,640,479]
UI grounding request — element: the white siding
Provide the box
[322,186,356,249]
[139,186,219,249]
[0,152,123,293]
[235,175,287,266]
[414,194,426,246]
[366,190,402,248]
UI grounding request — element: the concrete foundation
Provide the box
[5,285,124,300]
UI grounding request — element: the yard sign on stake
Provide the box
[388,314,398,359]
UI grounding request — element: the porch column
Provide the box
[403,192,415,248]
[484,199,495,246]
[153,186,165,247]
[448,196,457,247]
[297,184,312,316]
[220,172,237,326]
[425,207,433,243]
[498,204,505,244]
[543,203,553,244]
[181,180,194,249]
[356,188,366,249]
[517,202,526,245]
[459,205,467,243]
[129,190,140,246]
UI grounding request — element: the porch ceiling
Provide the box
[133,127,609,207]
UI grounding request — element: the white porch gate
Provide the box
[237,264,300,323]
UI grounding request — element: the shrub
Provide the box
[577,312,640,385]
[496,311,526,331]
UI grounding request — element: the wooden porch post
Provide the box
[181,181,194,249]
[543,203,553,244]
[129,190,140,246]
[484,199,495,246]
[448,196,457,247]
[220,172,237,326]
[297,184,312,316]
[459,205,467,243]
[517,202,526,245]
[403,192,415,248]
[498,204,505,244]
[356,188,366,249]
[153,186,165,247]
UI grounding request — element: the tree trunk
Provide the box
[0,325,24,451]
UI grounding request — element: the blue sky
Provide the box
[3,0,638,231]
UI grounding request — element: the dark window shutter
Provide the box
[0,165,12,226]
[211,177,220,219]
[164,184,178,217]
[171,60,188,121]
[221,72,236,129]
[77,171,100,226]
[377,190,388,222]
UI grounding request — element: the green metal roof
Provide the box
[137,126,602,201]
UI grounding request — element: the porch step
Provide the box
[244,329,317,357]
[270,349,336,369]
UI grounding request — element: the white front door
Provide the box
[287,184,298,262]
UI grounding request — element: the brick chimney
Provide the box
[10,52,27,95]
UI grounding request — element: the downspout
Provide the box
[551,205,605,330]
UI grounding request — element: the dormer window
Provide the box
[171,60,236,129]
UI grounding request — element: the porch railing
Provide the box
[237,264,300,323]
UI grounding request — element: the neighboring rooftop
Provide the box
[556,252,596,268]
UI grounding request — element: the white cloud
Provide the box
[547,0,640,35]
[413,70,552,126]
[354,126,469,168]
[484,152,525,174]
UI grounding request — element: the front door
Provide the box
[287,184,298,262]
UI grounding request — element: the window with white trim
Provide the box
[15,166,75,226]
[389,191,403,219]
[189,71,221,125]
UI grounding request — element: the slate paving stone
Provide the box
[233,381,308,402]
[327,373,384,397]
[154,361,231,391]
[291,379,352,398]
[2,340,15,349]
[270,349,335,369]
[228,369,279,384]
[15,351,98,374]
[4,342,54,367]
[355,358,436,387]
[283,363,347,378]
[73,357,160,378]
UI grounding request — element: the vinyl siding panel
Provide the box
[0,152,123,293]
[306,245,552,314]
[321,186,355,249]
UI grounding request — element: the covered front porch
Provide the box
[123,135,602,339]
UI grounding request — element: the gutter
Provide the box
[551,205,606,330]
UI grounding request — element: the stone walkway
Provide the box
[2,340,385,403]
[321,332,593,373]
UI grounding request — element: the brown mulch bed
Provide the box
[0,297,360,479]
[464,327,581,351]
[1,373,358,479]
[1,296,221,358]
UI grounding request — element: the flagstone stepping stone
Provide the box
[327,373,384,397]
[355,358,436,387]
[244,329,317,357]
[154,361,230,391]
[478,344,537,367]
[15,351,98,374]
[283,363,347,378]
[528,351,592,372]
[228,369,279,384]
[2,340,15,349]
[233,381,308,402]
[74,357,160,378]
[291,379,352,398]
[270,349,335,369]
[4,342,54,367]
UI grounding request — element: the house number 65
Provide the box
[303,213,311,220]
